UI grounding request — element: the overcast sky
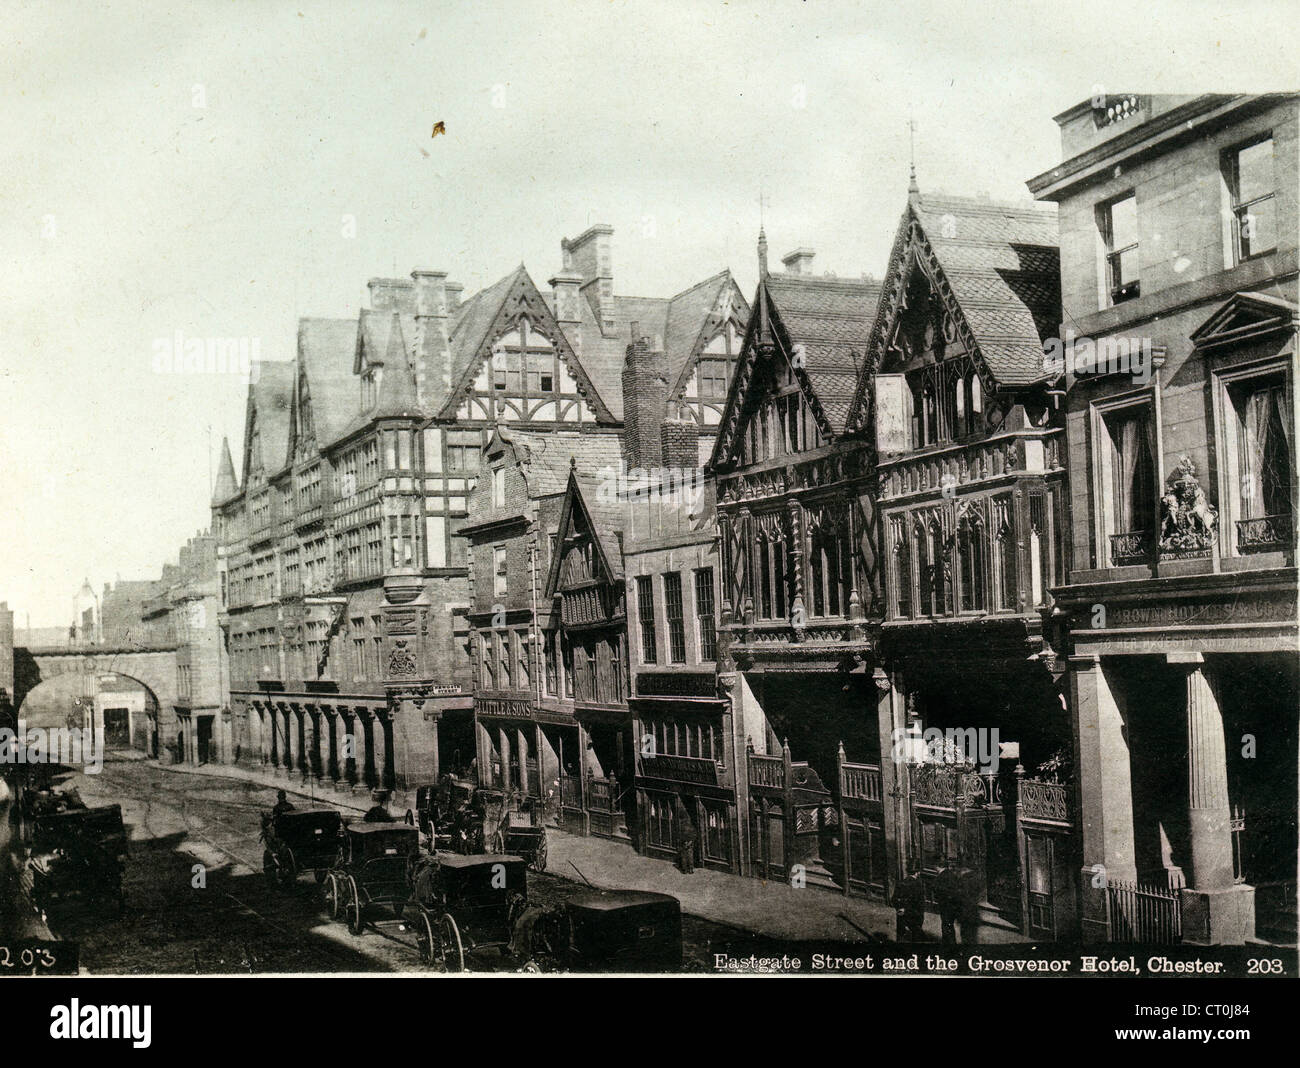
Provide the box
[1,0,1295,626]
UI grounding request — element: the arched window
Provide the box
[957,511,987,612]
[970,372,983,422]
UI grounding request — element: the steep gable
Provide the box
[664,271,751,426]
[439,266,616,425]
[242,360,294,484]
[847,191,1060,431]
[543,465,626,601]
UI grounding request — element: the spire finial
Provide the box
[908,117,920,197]
[758,186,770,279]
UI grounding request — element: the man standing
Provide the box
[892,871,926,941]
[271,789,295,818]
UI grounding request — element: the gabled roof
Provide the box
[847,191,1060,428]
[439,266,617,423]
[710,269,880,468]
[355,306,415,376]
[663,270,750,401]
[543,465,626,600]
[1191,290,1300,351]
[295,318,363,453]
[496,426,624,499]
[243,360,294,483]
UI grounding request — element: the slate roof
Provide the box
[909,193,1060,387]
[297,318,363,451]
[663,271,748,400]
[212,436,239,505]
[504,428,624,499]
[765,273,882,430]
[248,359,295,478]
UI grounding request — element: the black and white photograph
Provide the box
[1,0,1297,1035]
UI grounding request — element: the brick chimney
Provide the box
[781,248,816,275]
[661,415,701,471]
[622,333,668,469]
[563,224,615,337]
[411,269,451,410]
[368,277,416,312]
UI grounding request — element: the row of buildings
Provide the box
[202,92,1297,946]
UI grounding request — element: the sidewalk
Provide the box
[134,753,1028,946]
[546,828,1028,945]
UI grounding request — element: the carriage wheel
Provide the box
[530,836,548,873]
[324,874,341,919]
[435,913,464,972]
[489,830,505,855]
[416,909,436,965]
[346,878,364,936]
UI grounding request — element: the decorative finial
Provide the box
[908,117,920,197]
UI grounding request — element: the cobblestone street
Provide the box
[5,756,826,973]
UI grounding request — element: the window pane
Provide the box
[636,576,657,663]
[1240,197,1276,257]
[1108,194,1137,250]
[1236,138,1274,204]
[664,573,686,663]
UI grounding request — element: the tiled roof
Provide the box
[212,436,239,505]
[911,193,1060,386]
[662,271,746,399]
[766,273,882,430]
[504,428,624,498]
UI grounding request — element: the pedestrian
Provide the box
[271,789,295,818]
[364,789,394,823]
[891,871,926,941]
[957,864,982,944]
[935,863,961,945]
[673,795,697,874]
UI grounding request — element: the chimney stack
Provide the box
[563,224,615,337]
[781,248,816,275]
[368,277,416,312]
[411,268,451,411]
[621,335,668,470]
[445,282,464,311]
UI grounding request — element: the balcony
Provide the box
[1237,514,1293,553]
[1109,529,1152,566]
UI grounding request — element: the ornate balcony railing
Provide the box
[748,753,785,789]
[840,762,882,803]
[1237,514,1292,552]
[1017,777,1071,823]
[1109,529,1152,566]
[908,762,999,809]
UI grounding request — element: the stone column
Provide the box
[266,705,278,768]
[294,706,308,779]
[380,714,395,791]
[304,708,321,783]
[1070,654,1137,942]
[361,712,378,790]
[278,704,293,775]
[874,665,904,901]
[324,710,340,785]
[1172,654,1255,944]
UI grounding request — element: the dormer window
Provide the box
[362,367,381,409]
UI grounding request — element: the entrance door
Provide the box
[197,716,213,765]
[102,707,130,748]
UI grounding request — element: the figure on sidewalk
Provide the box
[935,862,961,945]
[674,795,697,874]
[891,871,926,941]
[957,864,982,944]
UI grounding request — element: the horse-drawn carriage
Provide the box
[20,797,128,922]
[324,822,421,935]
[405,776,547,869]
[411,852,529,971]
[529,889,683,973]
[260,807,343,887]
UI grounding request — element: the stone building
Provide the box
[1028,92,1299,944]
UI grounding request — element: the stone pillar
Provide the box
[1070,654,1137,943]
[294,706,308,779]
[267,705,278,768]
[324,710,340,784]
[343,711,361,790]
[361,711,378,790]
[1172,654,1255,944]
[304,708,321,782]
[278,704,293,775]
[380,713,395,791]
[874,665,904,901]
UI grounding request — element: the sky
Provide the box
[1,0,1296,627]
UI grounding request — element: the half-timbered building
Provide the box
[847,184,1075,937]
[710,239,891,894]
